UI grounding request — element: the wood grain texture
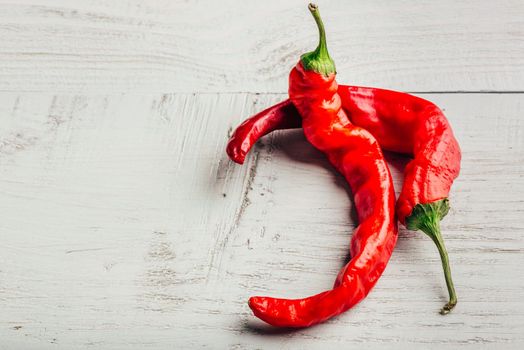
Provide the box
[0,92,522,349]
[0,0,523,93]
[1,0,523,348]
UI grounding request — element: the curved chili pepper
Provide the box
[227,87,460,315]
[339,87,461,314]
[226,100,299,164]
[245,4,398,328]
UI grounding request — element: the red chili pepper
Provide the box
[338,87,460,314]
[243,4,398,328]
[227,84,461,315]
[226,100,298,165]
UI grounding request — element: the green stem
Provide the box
[406,199,458,315]
[309,3,328,58]
[300,3,336,75]
[420,220,457,314]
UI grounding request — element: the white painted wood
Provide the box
[0,92,522,349]
[0,0,522,93]
[0,0,522,347]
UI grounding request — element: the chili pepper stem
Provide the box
[300,3,336,76]
[406,199,458,315]
[422,222,457,314]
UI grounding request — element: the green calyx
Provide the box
[406,199,458,315]
[300,3,336,76]
[406,199,450,232]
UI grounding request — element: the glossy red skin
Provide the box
[339,86,461,223]
[226,85,461,224]
[226,99,298,165]
[226,100,297,164]
[247,62,398,328]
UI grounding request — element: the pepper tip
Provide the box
[248,296,267,313]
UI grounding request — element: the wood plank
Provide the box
[0,92,522,348]
[0,0,522,93]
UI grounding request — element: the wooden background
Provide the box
[0,0,523,349]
